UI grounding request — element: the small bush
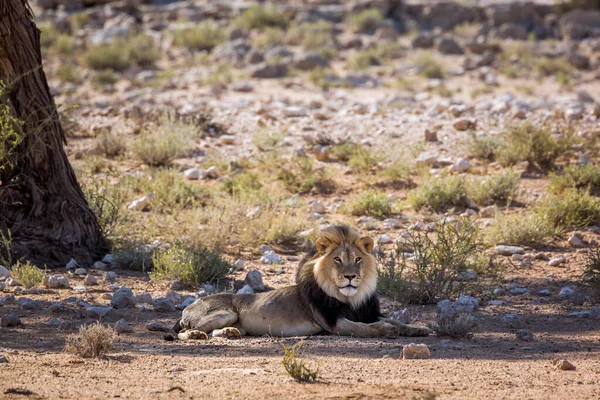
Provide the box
[223,172,263,197]
[467,170,520,206]
[548,164,600,195]
[343,190,392,218]
[348,43,404,70]
[381,159,411,181]
[96,129,126,157]
[235,4,290,31]
[128,35,161,67]
[289,21,337,59]
[485,212,555,247]
[55,64,82,84]
[252,27,286,49]
[151,242,232,287]
[84,43,131,72]
[130,119,196,166]
[467,132,503,161]
[377,219,485,304]
[348,8,383,34]
[253,126,286,150]
[39,23,60,50]
[277,157,332,194]
[409,175,467,212]
[52,35,77,56]
[535,189,600,230]
[113,241,154,271]
[65,323,114,358]
[582,245,600,294]
[331,143,384,171]
[11,261,45,288]
[430,313,478,338]
[173,21,226,51]
[414,53,445,79]
[82,178,126,238]
[281,341,318,383]
[533,57,572,78]
[92,70,120,86]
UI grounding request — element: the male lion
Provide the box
[172,225,430,339]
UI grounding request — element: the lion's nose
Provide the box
[344,274,357,281]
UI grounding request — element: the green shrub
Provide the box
[535,189,600,230]
[92,70,120,86]
[128,35,161,67]
[342,190,392,218]
[251,27,286,49]
[39,23,60,50]
[234,4,290,30]
[348,8,383,33]
[289,21,337,59]
[485,212,555,247]
[11,261,45,288]
[223,172,263,197]
[467,170,521,206]
[95,129,126,157]
[348,43,404,70]
[408,175,467,212]
[113,241,154,271]
[281,341,319,382]
[130,120,197,166]
[52,34,77,56]
[548,164,600,195]
[414,53,445,79]
[467,132,503,161]
[582,245,600,295]
[84,43,131,72]
[82,178,126,238]
[173,21,226,51]
[277,157,332,194]
[151,242,232,286]
[331,143,384,171]
[55,64,83,84]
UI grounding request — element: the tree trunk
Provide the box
[0,0,107,267]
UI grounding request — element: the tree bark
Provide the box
[0,0,107,267]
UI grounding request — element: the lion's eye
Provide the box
[333,257,342,264]
[355,257,362,263]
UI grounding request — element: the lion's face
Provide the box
[311,226,377,308]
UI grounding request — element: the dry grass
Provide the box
[485,212,555,247]
[467,170,521,206]
[430,313,478,338]
[65,323,115,358]
[130,119,197,166]
[281,341,319,382]
[408,175,466,212]
[347,8,383,34]
[173,21,226,52]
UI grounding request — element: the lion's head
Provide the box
[304,225,377,309]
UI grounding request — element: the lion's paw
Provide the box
[178,330,209,341]
[212,327,242,339]
[404,324,432,337]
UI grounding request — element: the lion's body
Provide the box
[174,225,431,339]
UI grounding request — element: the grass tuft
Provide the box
[485,212,555,247]
[281,341,319,382]
[430,313,478,338]
[582,245,600,295]
[173,21,226,52]
[342,190,393,218]
[65,323,115,358]
[467,170,520,206]
[347,8,383,34]
[11,261,45,288]
[235,4,290,31]
[548,164,600,195]
[535,189,600,231]
[130,119,197,166]
[408,175,466,212]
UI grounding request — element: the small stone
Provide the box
[92,261,107,270]
[449,158,471,173]
[103,271,116,282]
[568,311,591,318]
[85,306,113,318]
[101,254,114,264]
[494,245,524,256]
[448,104,467,117]
[479,205,495,218]
[457,269,477,281]
[0,282,5,291]
[66,258,77,270]
[111,287,136,309]
[391,308,410,324]
[233,259,245,271]
[135,292,153,304]
[244,270,264,291]
[548,256,566,266]
[128,194,154,211]
[453,118,476,131]
[231,81,253,92]
[206,166,220,179]
[0,354,8,363]
[555,359,576,371]
[515,329,534,342]
[590,306,600,320]
[0,265,10,278]
[170,280,183,291]
[309,200,326,214]
[424,129,438,142]
[501,313,524,329]
[378,234,392,244]
[493,288,506,296]
[184,167,206,180]
[260,250,282,264]
[146,321,170,332]
[283,106,307,118]
[153,298,176,313]
[47,318,62,327]
[6,277,22,287]
[538,289,551,296]
[20,298,43,310]
[74,268,87,276]
[44,274,70,289]
[220,135,236,145]
[509,287,530,295]
[84,275,98,286]
[559,286,575,297]
[114,319,134,334]
[402,343,430,359]
[1,313,21,327]
[237,284,254,294]
[568,234,585,248]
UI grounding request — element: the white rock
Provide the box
[548,256,566,266]
[559,286,575,297]
[84,275,98,286]
[66,258,77,270]
[260,250,282,264]
[378,234,392,244]
[74,285,88,293]
[0,265,10,278]
[135,292,153,304]
[115,319,133,334]
[44,274,70,289]
[74,268,87,276]
[494,245,524,256]
[237,284,254,294]
[283,106,307,118]
[402,343,430,359]
[206,166,220,179]
[128,194,155,210]
[567,234,585,248]
[233,259,245,271]
[184,167,206,180]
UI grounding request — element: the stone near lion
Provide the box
[172,225,431,340]
[402,343,431,360]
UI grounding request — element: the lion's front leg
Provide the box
[333,318,397,338]
[380,318,432,337]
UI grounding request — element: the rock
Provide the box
[237,284,254,294]
[294,52,328,71]
[20,298,43,310]
[146,321,170,332]
[260,250,282,264]
[509,287,530,295]
[0,265,10,278]
[568,52,590,70]
[555,359,576,371]
[383,218,400,230]
[49,302,67,312]
[448,104,467,118]
[128,194,154,211]
[559,286,575,297]
[84,274,98,286]
[501,313,524,329]
[103,271,116,282]
[206,166,220,179]
[179,297,195,309]
[412,32,435,49]
[44,274,70,289]
[244,270,265,291]
[424,129,438,142]
[170,280,183,291]
[568,311,591,318]
[85,306,113,318]
[250,63,287,79]
[590,306,600,320]
[496,23,528,40]
[449,158,471,173]
[102,254,114,265]
[111,287,135,309]
[92,261,107,270]
[453,118,476,131]
[231,81,253,92]
[568,234,585,248]
[437,37,463,55]
[378,234,392,244]
[66,258,77,270]
[6,277,22,287]
[114,319,134,334]
[391,308,410,324]
[309,200,326,214]
[0,282,4,291]
[494,245,524,256]
[0,354,7,363]
[559,10,600,40]
[437,296,478,318]
[457,269,477,282]
[283,106,307,118]
[493,288,506,296]
[515,329,534,342]
[153,298,176,313]
[479,205,495,218]
[402,343,430,360]
[47,318,62,327]
[549,256,566,266]
[74,268,87,276]
[538,289,551,296]
[135,292,153,304]
[1,313,21,327]
[184,167,206,180]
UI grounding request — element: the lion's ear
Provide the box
[358,236,374,253]
[316,236,331,252]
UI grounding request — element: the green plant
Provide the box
[65,323,114,358]
[92,70,120,86]
[95,129,126,157]
[343,190,392,218]
[377,219,486,304]
[84,43,131,72]
[289,21,337,59]
[408,175,467,212]
[381,159,411,180]
[281,341,319,382]
[82,178,126,238]
[467,132,503,161]
[234,4,290,30]
[549,164,600,195]
[348,8,383,34]
[331,143,384,171]
[277,157,332,194]
[113,241,154,271]
[222,172,263,197]
[252,27,286,49]
[467,170,521,206]
[173,21,226,51]
[130,119,197,166]
[11,261,45,288]
[582,245,600,294]
[39,23,60,50]
[430,313,478,338]
[535,189,600,230]
[151,242,232,287]
[252,126,287,150]
[0,83,24,171]
[128,35,161,67]
[55,64,82,84]
[485,212,555,247]
[52,34,77,56]
[414,53,445,79]
[533,57,572,78]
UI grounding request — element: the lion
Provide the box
[171,225,431,339]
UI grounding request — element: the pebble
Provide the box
[391,308,410,324]
[0,354,7,363]
[494,245,524,256]
[244,270,265,291]
[66,258,77,270]
[153,298,176,313]
[1,313,21,327]
[206,166,220,179]
[515,329,534,342]
[501,313,524,329]
[74,268,87,276]
[424,129,438,142]
[233,259,245,271]
[402,343,430,359]
[44,274,70,289]
[260,250,282,264]
[111,287,136,309]
[0,265,10,278]
[146,321,170,332]
[128,194,154,211]
[567,234,585,248]
[114,319,134,334]
[479,205,495,218]
[453,118,476,131]
[86,306,113,318]
[103,271,116,282]
[378,234,392,244]
[457,269,478,281]
[559,286,575,297]
[101,254,114,265]
[548,256,566,266]
[537,289,551,296]
[184,167,206,180]
[237,284,254,294]
[84,274,98,286]
[555,359,576,371]
[92,261,107,270]
[6,277,22,287]
[283,106,307,118]
[568,311,591,318]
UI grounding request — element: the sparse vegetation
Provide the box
[11,261,45,288]
[173,21,226,51]
[55,64,83,84]
[582,245,600,294]
[343,190,393,218]
[430,313,478,338]
[151,242,232,286]
[130,119,197,166]
[348,8,383,34]
[535,189,600,231]
[65,323,115,358]
[486,212,555,247]
[84,35,159,71]
[113,241,154,271]
[414,52,445,79]
[95,129,126,157]
[467,170,521,206]
[281,341,319,382]
[548,164,600,195]
[408,175,466,212]
[235,4,290,31]
[467,132,503,161]
[331,143,384,171]
[277,156,332,194]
